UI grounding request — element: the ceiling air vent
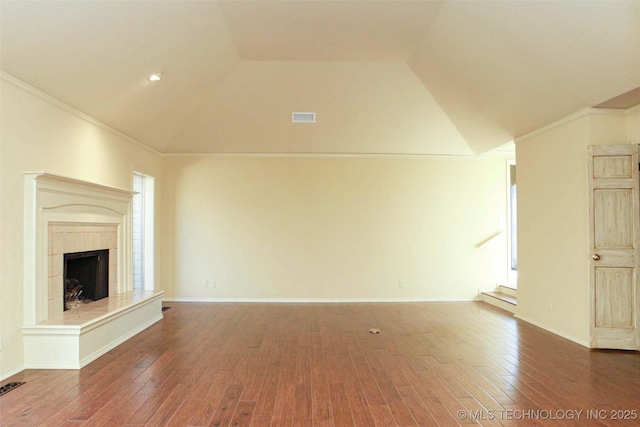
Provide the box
[292,112,316,123]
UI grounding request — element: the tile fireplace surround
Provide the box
[48,223,118,315]
[22,172,163,369]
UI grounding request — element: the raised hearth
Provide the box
[23,290,163,369]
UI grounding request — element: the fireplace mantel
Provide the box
[24,172,136,324]
[22,172,163,369]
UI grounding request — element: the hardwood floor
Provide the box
[1,302,639,426]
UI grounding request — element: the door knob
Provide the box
[592,254,601,261]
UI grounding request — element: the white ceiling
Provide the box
[1,0,639,155]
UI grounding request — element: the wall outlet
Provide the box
[399,281,405,289]
[202,281,208,288]
[209,280,216,288]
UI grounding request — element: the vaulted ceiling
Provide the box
[1,1,639,155]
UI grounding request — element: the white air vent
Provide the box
[292,112,316,123]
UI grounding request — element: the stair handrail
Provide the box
[476,231,504,249]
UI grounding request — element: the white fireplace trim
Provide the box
[24,172,135,325]
[22,290,164,369]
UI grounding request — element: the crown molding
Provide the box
[1,71,162,157]
[10,70,631,158]
[161,151,487,160]
[626,102,640,115]
[1,72,493,160]
[516,106,638,144]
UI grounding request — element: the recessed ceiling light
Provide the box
[148,71,163,82]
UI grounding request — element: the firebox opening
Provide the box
[63,249,109,311]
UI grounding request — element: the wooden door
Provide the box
[588,144,639,350]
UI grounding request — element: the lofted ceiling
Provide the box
[1,0,639,155]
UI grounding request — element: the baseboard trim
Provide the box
[480,293,516,314]
[163,297,480,303]
[514,313,590,348]
[0,365,26,382]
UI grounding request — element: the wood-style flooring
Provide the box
[1,302,639,426]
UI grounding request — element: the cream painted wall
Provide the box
[628,105,640,143]
[515,110,637,346]
[0,78,163,378]
[162,155,509,301]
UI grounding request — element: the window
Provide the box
[132,171,155,291]
[507,161,517,286]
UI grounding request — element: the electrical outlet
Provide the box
[202,281,208,288]
[209,280,216,288]
[399,281,405,289]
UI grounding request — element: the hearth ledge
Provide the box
[22,290,164,369]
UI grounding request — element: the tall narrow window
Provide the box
[132,171,155,290]
[507,161,517,286]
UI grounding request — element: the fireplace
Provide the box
[63,249,109,311]
[23,172,164,370]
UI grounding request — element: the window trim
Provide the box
[506,160,517,287]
